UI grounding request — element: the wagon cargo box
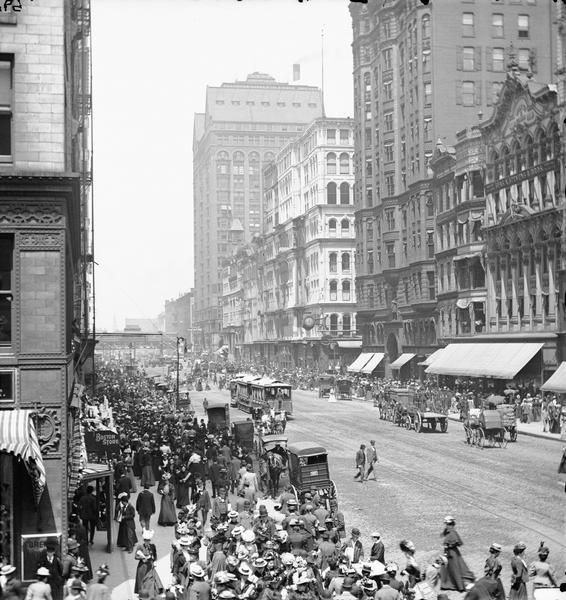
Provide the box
[481,410,503,429]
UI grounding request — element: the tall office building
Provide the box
[193,73,322,351]
[350,0,555,376]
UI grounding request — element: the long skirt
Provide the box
[176,481,190,508]
[116,519,138,550]
[135,561,163,595]
[141,465,155,488]
[509,581,528,600]
[126,467,137,493]
[158,495,177,526]
[440,549,475,592]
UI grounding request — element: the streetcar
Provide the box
[235,374,262,412]
[250,377,293,416]
[229,373,245,407]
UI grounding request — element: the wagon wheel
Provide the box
[404,415,412,430]
[440,418,448,433]
[500,428,508,449]
[476,428,485,448]
[509,427,518,442]
[430,418,437,432]
[415,413,423,433]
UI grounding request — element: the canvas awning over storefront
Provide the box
[541,362,566,393]
[337,340,362,349]
[418,348,445,367]
[0,409,46,504]
[347,352,374,373]
[425,343,544,379]
[389,353,416,370]
[360,353,385,374]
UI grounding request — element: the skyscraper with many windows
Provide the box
[193,73,322,350]
[350,0,555,376]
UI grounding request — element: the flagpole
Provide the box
[321,27,326,118]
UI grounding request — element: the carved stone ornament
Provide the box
[0,203,63,226]
[31,407,62,455]
[19,232,63,248]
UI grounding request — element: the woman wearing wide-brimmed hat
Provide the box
[134,530,163,597]
[0,564,24,600]
[157,471,177,526]
[25,567,53,600]
[116,493,138,553]
[509,542,529,600]
[439,516,475,593]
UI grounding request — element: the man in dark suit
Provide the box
[77,485,98,545]
[370,531,385,564]
[354,444,366,482]
[36,541,64,600]
[135,482,156,531]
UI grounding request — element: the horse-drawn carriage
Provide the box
[481,395,518,442]
[318,375,335,398]
[389,387,448,433]
[286,441,338,510]
[204,399,230,431]
[231,419,254,453]
[464,408,508,448]
[335,378,353,401]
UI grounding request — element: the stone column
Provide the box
[548,241,556,316]
[534,244,543,317]
[521,249,531,325]
[510,250,519,320]
[486,253,498,326]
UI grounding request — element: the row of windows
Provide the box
[326,182,351,205]
[326,129,351,144]
[462,12,530,38]
[329,280,352,301]
[329,252,351,272]
[456,46,534,72]
[215,99,318,109]
[326,152,352,175]
[328,219,351,236]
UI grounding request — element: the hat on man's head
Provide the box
[0,565,16,576]
[351,527,361,535]
[118,492,128,500]
[489,543,502,553]
[371,532,381,539]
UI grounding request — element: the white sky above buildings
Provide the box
[91,0,354,331]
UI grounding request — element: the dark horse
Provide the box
[264,452,285,498]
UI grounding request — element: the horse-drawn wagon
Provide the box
[389,387,448,432]
[286,441,338,510]
[318,375,335,399]
[335,378,353,401]
[463,408,507,448]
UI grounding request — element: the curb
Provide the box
[446,414,563,444]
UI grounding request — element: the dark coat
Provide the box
[370,541,385,564]
[136,490,156,518]
[77,493,98,521]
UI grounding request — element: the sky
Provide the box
[91,0,354,332]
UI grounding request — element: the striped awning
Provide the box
[0,409,46,504]
[360,353,385,374]
[541,361,566,393]
[390,353,416,370]
[347,352,374,373]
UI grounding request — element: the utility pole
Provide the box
[176,336,185,409]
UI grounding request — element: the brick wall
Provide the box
[19,250,62,353]
[0,0,65,171]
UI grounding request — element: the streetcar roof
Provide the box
[238,374,262,383]
[288,441,327,456]
[252,378,291,387]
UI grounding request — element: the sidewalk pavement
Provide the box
[446,412,565,443]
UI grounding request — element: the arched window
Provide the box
[341,252,351,272]
[341,219,350,235]
[329,219,337,236]
[538,129,550,162]
[330,313,338,331]
[500,146,510,178]
[249,151,260,175]
[327,182,337,204]
[216,151,230,174]
[342,280,351,301]
[340,182,350,204]
[329,281,338,301]
[512,140,523,173]
[329,252,337,273]
[326,153,337,175]
[551,123,560,157]
[339,153,350,174]
[343,314,351,333]
[233,151,245,175]
[491,150,499,180]
[422,14,431,39]
[524,135,534,168]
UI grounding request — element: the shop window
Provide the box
[0,370,14,403]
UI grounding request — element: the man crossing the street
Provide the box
[354,444,366,482]
[364,440,379,481]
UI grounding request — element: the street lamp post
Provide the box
[176,336,185,408]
